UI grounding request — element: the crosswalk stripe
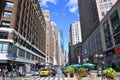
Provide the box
[33,77,40,80]
[29,76,67,80]
[55,78,59,80]
[60,78,63,80]
[40,77,45,80]
[49,77,53,80]
[35,77,40,80]
[45,77,50,80]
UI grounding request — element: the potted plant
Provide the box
[78,67,87,77]
[103,68,117,79]
[65,66,74,77]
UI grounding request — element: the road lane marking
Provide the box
[40,77,45,80]
[49,77,53,80]
[45,77,49,80]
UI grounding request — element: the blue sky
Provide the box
[40,0,79,51]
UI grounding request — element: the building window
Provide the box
[99,0,102,3]
[19,49,25,57]
[1,21,10,28]
[0,32,8,39]
[114,33,120,45]
[109,3,113,8]
[32,54,34,60]
[104,4,108,9]
[3,11,12,17]
[103,0,107,2]
[0,44,2,53]
[100,5,104,10]
[2,44,8,53]
[106,11,108,14]
[26,52,31,59]
[0,43,8,53]
[5,1,14,7]
[101,12,105,16]
[103,20,113,48]
[110,10,120,34]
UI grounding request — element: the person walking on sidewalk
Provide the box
[2,68,8,80]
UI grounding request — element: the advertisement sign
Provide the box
[78,56,80,63]
[106,49,114,56]
[115,48,120,54]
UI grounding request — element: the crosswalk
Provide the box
[27,76,67,80]
[23,76,67,80]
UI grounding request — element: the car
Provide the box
[31,70,39,76]
[51,69,57,76]
[39,69,51,76]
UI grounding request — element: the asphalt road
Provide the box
[22,69,68,80]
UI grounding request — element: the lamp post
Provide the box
[10,57,16,78]
[95,54,104,79]
[10,38,17,78]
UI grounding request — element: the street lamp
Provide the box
[95,54,104,79]
[10,57,17,78]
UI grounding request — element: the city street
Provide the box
[0,0,120,80]
[2,71,120,80]
[4,69,77,80]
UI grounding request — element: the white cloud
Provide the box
[40,0,57,7]
[66,0,78,13]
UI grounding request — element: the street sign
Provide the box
[6,54,14,58]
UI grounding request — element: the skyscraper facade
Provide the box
[51,22,61,65]
[78,0,100,42]
[42,10,54,66]
[96,0,118,21]
[70,21,82,45]
[0,0,46,74]
[59,29,64,53]
[69,21,82,64]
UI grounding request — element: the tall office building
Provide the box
[70,21,82,45]
[69,21,82,64]
[78,0,118,64]
[42,10,54,66]
[96,0,118,21]
[78,0,118,42]
[51,22,61,65]
[0,0,46,75]
[59,29,64,53]
[78,0,100,42]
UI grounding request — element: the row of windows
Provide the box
[0,32,46,58]
[0,43,45,62]
[99,0,111,3]
[0,31,46,58]
[100,3,113,10]
[0,1,14,27]
[103,10,120,48]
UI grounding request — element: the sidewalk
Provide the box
[67,75,78,80]
[0,77,18,80]
[0,76,28,80]
[76,75,120,80]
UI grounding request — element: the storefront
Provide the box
[105,49,115,68]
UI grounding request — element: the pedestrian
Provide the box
[2,68,8,80]
[2,69,5,80]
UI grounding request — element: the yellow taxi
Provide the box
[39,69,51,76]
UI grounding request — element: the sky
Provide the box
[40,0,79,51]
